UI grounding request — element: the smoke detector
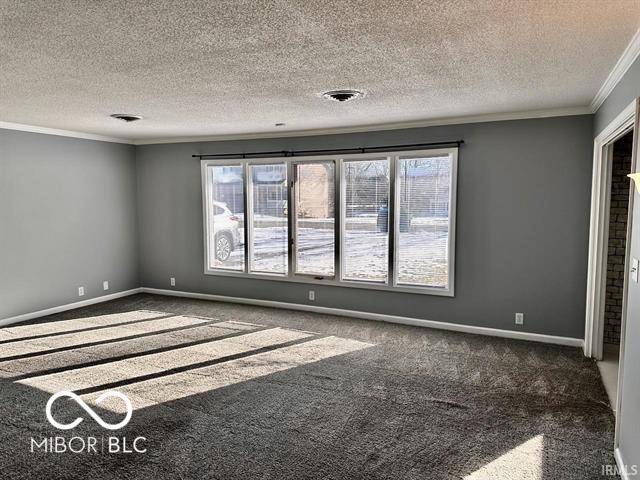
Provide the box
[110,114,143,123]
[321,89,364,102]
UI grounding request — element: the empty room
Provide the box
[2,1,640,479]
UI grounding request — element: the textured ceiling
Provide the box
[0,0,639,142]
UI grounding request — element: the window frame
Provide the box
[393,153,458,292]
[339,155,392,285]
[201,147,457,296]
[246,160,289,276]
[201,161,248,273]
[291,158,339,280]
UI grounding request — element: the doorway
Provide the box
[598,130,634,412]
[584,99,637,420]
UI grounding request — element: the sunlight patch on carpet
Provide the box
[464,435,544,480]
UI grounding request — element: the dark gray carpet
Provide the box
[0,294,616,479]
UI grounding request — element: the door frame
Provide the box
[584,100,637,360]
[615,100,639,451]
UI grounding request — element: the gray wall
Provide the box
[137,115,594,339]
[595,55,640,136]
[0,129,139,319]
[595,56,640,473]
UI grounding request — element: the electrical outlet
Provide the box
[103,281,109,291]
[309,290,315,301]
[170,277,176,287]
[78,286,85,297]
[515,312,524,325]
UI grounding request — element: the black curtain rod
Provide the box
[192,140,463,160]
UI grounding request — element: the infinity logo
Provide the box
[46,391,133,431]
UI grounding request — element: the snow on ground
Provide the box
[212,219,449,287]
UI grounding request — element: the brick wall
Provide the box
[604,132,633,346]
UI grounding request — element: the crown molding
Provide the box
[0,121,132,144]
[132,106,592,145]
[3,107,591,147]
[591,28,640,113]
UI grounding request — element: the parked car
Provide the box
[212,201,241,261]
[377,206,412,232]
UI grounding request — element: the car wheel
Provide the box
[215,233,232,262]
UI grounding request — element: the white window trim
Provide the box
[290,158,339,279]
[340,155,391,285]
[246,161,289,275]
[201,147,458,297]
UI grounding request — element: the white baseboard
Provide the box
[141,287,584,348]
[0,286,585,348]
[615,447,632,480]
[0,288,143,327]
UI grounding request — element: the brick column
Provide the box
[604,132,633,347]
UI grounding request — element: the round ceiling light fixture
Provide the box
[321,89,364,102]
[110,114,143,123]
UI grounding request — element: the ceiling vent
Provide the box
[110,114,143,122]
[322,89,364,102]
